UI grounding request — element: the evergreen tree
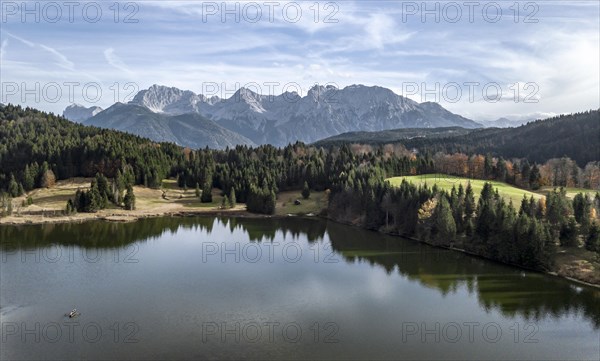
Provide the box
[519,195,530,216]
[476,200,495,243]
[8,174,20,197]
[495,158,508,182]
[65,199,76,215]
[229,187,236,208]
[432,196,456,246]
[201,179,213,203]
[559,218,578,247]
[546,189,570,226]
[95,173,112,203]
[221,195,229,209]
[464,182,476,220]
[484,155,493,179]
[529,165,542,190]
[87,179,103,212]
[123,185,136,210]
[573,193,591,234]
[302,181,310,199]
[585,222,600,253]
[114,169,127,204]
[23,164,35,191]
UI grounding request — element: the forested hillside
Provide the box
[312,127,472,147]
[316,110,600,166]
[0,104,181,192]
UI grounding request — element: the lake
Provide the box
[1,217,598,360]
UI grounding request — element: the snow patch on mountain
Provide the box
[63,104,103,123]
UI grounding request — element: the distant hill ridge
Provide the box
[315,110,600,166]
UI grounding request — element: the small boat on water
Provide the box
[68,309,80,318]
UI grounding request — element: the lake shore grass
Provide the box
[1,178,249,225]
[0,178,327,226]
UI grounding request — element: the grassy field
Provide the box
[2,178,240,224]
[387,174,544,205]
[275,190,327,216]
[2,178,328,224]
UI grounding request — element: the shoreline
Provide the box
[0,207,290,226]
[324,218,600,289]
[2,206,598,289]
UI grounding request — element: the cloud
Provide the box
[4,31,34,47]
[103,48,133,74]
[39,44,74,70]
[4,31,74,70]
[0,39,7,62]
[365,13,414,50]
[1,1,597,118]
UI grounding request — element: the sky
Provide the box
[0,0,598,121]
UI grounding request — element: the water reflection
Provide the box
[1,216,598,329]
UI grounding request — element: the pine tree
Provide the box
[221,195,229,209]
[65,199,76,215]
[201,179,213,203]
[302,181,310,199]
[495,158,508,182]
[8,174,20,197]
[464,182,476,220]
[476,202,495,243]
[585,222,600,253]
[484,155,493,179]
[95,173,111,203]
[573,193,586,223]
[559,218,578,247]
[123,185,136,210]
[432,196,456,246]
[573,193,591,233]
[23,164,35,191]
[87,179,103,212]
[229,187,236,208]
[115,169,125,194]
[529,165,542,190]
[519,195,530,216]
[480,182,494,204]
[267,189,276,215]
[546,189,573,231]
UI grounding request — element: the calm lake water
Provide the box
[1,217,599,360]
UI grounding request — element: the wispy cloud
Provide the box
[4,31,34,47]
[104,48,133,74]
[0,39,7,63]
[5,31,74,70]
[39,44,74,70]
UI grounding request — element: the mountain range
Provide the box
[63,84,483,148]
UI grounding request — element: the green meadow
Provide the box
[387,174,544,205]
